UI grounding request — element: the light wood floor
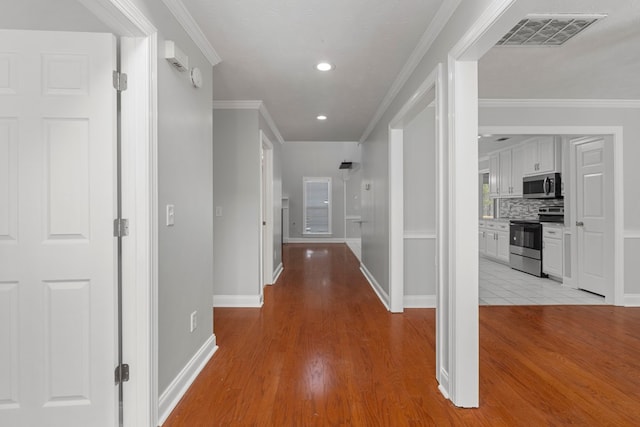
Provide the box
[164,243,640,426]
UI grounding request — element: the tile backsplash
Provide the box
[499,198,564,220]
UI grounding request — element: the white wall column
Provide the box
[448,59,479,407]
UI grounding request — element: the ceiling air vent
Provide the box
[496,14,606,46]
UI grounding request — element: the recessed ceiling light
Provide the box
[316,62,333,71]
[317,115,327,121]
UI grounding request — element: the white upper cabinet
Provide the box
[489,154,500,197]
[499,150,512,197]
[497,146,524,198]
[522,136,561,176]
[511,145,525,197]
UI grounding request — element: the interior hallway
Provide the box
[164,244,640,426]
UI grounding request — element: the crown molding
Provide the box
[160,0,221,66]
[212,100,262,110]
[78,0,157,36]
[284,140,359,144]
[212,100,284,144]
[479,98,640,109]
[258,103,284,145]
[358,0,462,143]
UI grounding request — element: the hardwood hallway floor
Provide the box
[164,243,640,426]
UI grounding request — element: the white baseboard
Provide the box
[624,294,640,307]
[285,237,345,243]
[272,262,284,284]
[360,263,390,310]
[404,295,436,308]
[212,294,263,307]
[158,334,218,425]
[438,368,450,400]
[345,238,361,261]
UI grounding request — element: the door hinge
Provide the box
[114,218,129,237]
[115,364,130,385]
[113,71,128,91]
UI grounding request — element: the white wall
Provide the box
[212,109,261,301]
[282,141,361,241]
[479,105,640,296]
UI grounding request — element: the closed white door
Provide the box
[0,30,117,426]
[575,138,610,297]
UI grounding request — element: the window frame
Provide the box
[302,176,332,235]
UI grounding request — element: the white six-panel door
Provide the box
[575,138,609,297]
[0,30,117,426]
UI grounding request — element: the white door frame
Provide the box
[79,1,158,425]
[388,65,443,316]
[445,0,523,408]
[260,131,274,294]
[478,126,624,305]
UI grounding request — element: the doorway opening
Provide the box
[260,131,274,299]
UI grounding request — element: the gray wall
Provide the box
[359,0,499,385]
[212,109,261,297]
[128,0,215,396]
[403,106,436,298]
[479,105,640,295]
[282,142,361,240]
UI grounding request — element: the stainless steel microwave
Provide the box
[523,172,562,199]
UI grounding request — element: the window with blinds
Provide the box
[303,177,331,234]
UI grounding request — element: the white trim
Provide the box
[345,238,361,261]
[387,64,443,315]
[212,100,262,109]
[260,131,274,297]
[77,0,156,36]
[624,231,640,239]
[358,0,461,143]
[624,294,640,307]
[258,104,285,145]
[160,0,221,66]
[479,98,640,109]
[212,100,284,145]
[120,32,158,427]
[479,125,625,306]
[404,232,436,240]
[285,140,360,144]
[284,237,345,244]
[446,0,519,409]
[404,295,436,308]
[158,335,218,426]
[388,127,404,313]
[77,1,160,425]
[272,262,284,284]
[438,373,450,400]
[360,263,390,310]
[212,295,264,308]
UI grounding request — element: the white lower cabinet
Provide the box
[543,224,564,278]
[480,220,510,264]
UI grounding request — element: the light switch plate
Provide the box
[166,204,175,226]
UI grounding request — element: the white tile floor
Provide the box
[479,257,606,306]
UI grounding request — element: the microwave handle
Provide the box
[544,177,550,194]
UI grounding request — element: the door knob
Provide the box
[576,221,584,227]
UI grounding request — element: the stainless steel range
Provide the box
[509,207,564,277]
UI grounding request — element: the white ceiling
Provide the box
[181,0,446,141]
[478,0,640,99]
[4,0,639,143]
